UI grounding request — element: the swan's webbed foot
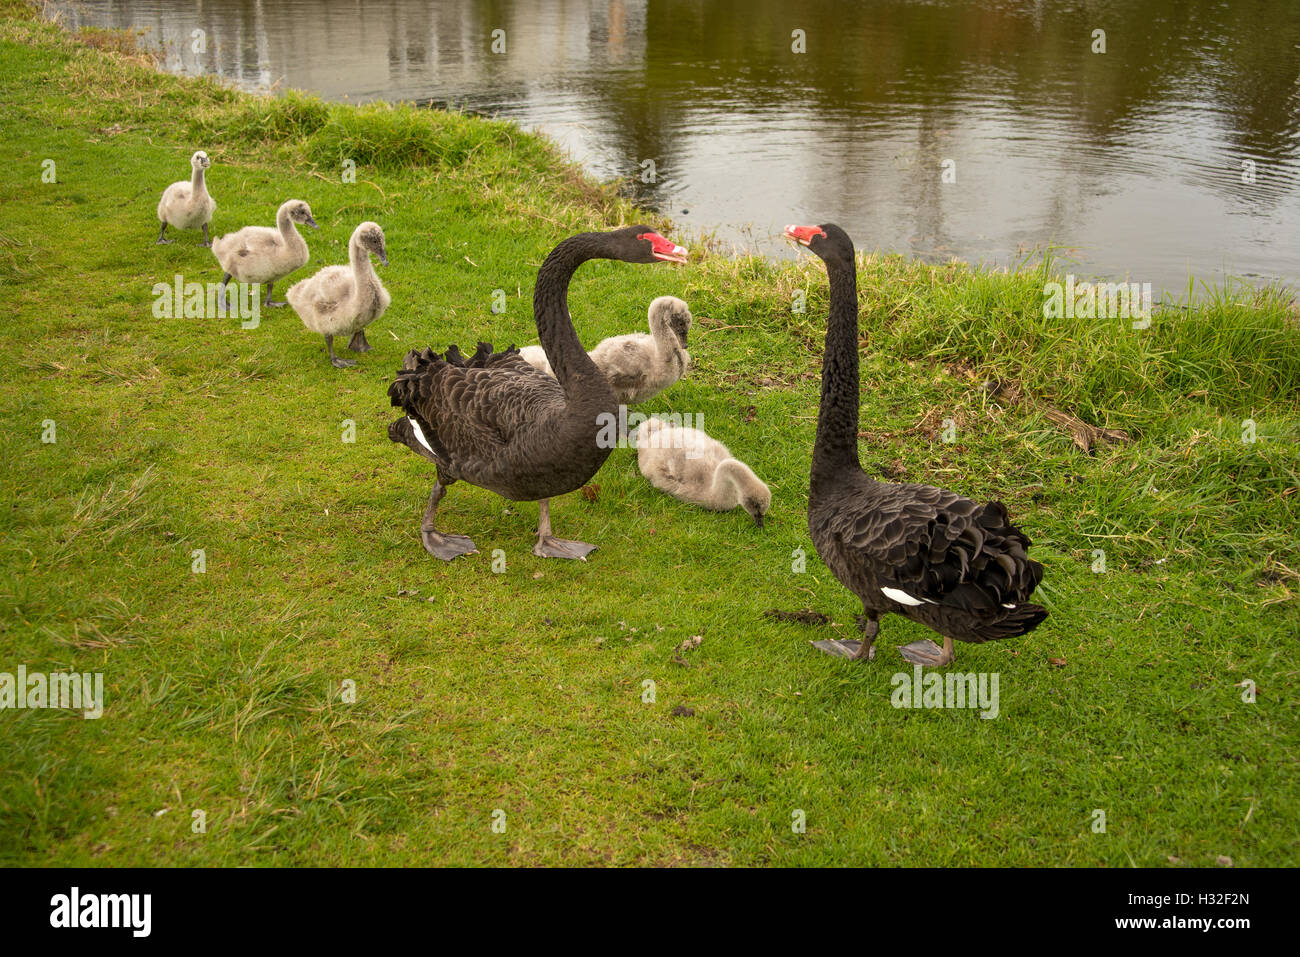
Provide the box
[200,224,212,248]
[811,639,872,659]
[811,614,878,661]
[326,335,357,368]
[422,529,478,561]
[533,535,597,561]
[155,223,172,245]
[898,636,955,667]
[347,330,372,352]
[418,480,475,560]
[533,498,595,560]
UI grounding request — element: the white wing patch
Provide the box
[881,587,935,606]
[1001,603,1017,609]
[408,417,434,454]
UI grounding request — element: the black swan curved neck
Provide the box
[812,253,863,481]
[534,233,618,391]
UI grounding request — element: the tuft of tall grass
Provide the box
[194,89,556,176]
[852,253,1300,426]
[50,466,160,564]
[213,89,332,144]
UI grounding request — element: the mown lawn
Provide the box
[1,6,1297,866]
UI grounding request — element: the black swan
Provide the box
[786,223,1046,666]
[387,226,688,561]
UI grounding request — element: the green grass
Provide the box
[1,6,1297,866]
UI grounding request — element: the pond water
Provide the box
[50,0,1300,293]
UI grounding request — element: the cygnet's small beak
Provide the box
[754,513,765,530]
[306,216,319,229]
[378,250,389,266]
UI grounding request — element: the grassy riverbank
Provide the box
[2,4,1297,866]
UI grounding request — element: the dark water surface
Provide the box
[50,0,1300,292]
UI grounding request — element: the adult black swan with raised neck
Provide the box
[786,223,1046,667]
[387,226,688,561]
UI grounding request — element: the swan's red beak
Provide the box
[784,224,826,247]
[639,232,689,264]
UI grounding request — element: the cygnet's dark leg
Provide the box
[155,223,172,245]
[201,223,212,247]
[262,281,286,308]
[899,634,955,667]
[326,335,357,368]
[217,273,232,311]
[421,478,478,561]
[347,329,372,352]
[533,498,596,560]
[811,611,879,660]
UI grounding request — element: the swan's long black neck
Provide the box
[812,253,862,480]
[534,233,613,392]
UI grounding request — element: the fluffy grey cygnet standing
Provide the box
[286,222,390,368]
[212,199,318,309]
[156,150,216,246]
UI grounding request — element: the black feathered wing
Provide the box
[387,343,574,497]
[815,481,1046,642]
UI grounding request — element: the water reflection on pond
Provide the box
[52,0,1300,292]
